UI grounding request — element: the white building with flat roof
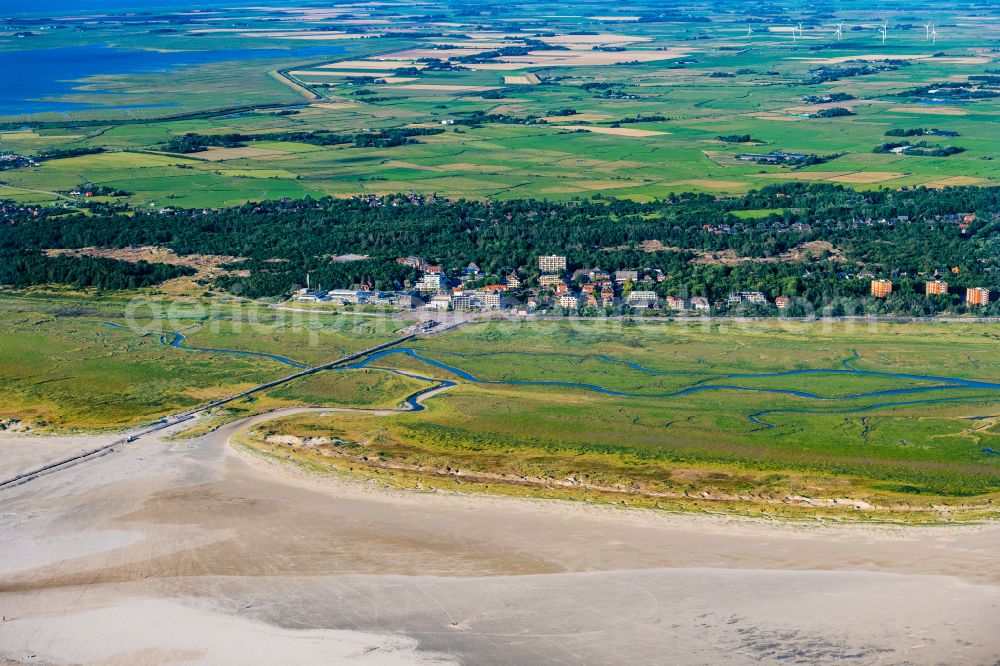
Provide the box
[558,293,580,309]
[427,294,452,311]
[415,273,445,292]
[728,291,768,304]
[627,291,659,308]
[539,255,567,273]
[476,290,502,309]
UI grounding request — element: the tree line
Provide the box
[161,127,445,153]
[0,252,194,290]
[1,183,997,311]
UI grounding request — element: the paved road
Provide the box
[0,185,76,201]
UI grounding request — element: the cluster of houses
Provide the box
[412,254,718,314]
[736,151,810,164]
[290,252,993,314]
[717,212,985,238]
[292,255,719,314]
[0,153,35,170]
[0,203,42,222]
[697,212,988,239]
[359,192,440,208]
[535,257,694,312]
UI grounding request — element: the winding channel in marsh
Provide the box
[156,331,1000,428]
[161,332,311,369]
[346,349,1000,428]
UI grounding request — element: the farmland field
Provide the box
[2,0,998,206]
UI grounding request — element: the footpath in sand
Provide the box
[1,410,999,664]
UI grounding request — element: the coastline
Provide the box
[1,412,999,663]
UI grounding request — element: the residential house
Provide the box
[690,297,710,311]
[398,256,426,270]
[775,296,791,310]
[615,270,639,284]
[666,295,687,311]
[600,285,615,307]
[590,269,612,282]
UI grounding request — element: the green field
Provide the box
[3,288,999,520]
[2,0,998,205]
[0,291,408,430]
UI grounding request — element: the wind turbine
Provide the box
[834,22,843,41]
[930,24,938,45]
[924,22,931,39]
[746,25,754,39]
[879,21,888,45]
[797,22,804,39]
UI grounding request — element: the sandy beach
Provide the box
[1,411,999,664]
